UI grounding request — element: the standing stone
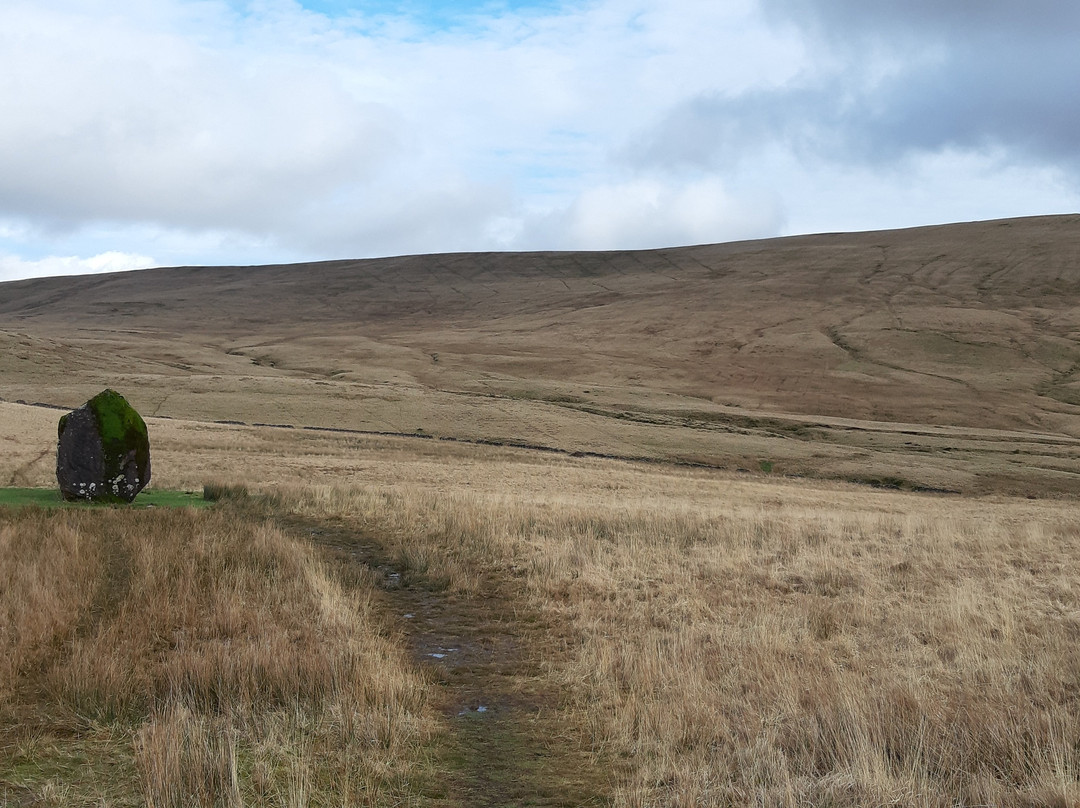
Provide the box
[57,389,151,503]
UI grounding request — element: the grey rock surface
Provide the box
[56,389,151,503]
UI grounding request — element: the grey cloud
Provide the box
[623,90,835,172]
[628,2,1080,180]
[858,45,1080,164]
[761,0,1080,42]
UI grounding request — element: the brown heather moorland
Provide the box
[1,215,1080,805]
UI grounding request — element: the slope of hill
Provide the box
[2,214,1079,495]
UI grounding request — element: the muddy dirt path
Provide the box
[279,514,610,807]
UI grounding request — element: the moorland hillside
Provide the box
[2,214,1079,494]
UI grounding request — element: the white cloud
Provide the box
[760,146,1080,237]
[0,1,400,233]
[525,176,783,250]
[0,0,1077,278]
[0,0,805,265]
[0,251,156,282]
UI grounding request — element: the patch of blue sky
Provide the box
[483,135,599,189]
[296,0,566,28]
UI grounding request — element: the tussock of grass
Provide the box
[201,481,250,502]
[0,505,433,805]
[278,481,1080,807]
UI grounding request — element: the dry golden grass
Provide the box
[276,476,1080,807]
[0,504,433,806]
[3,399,1080,804]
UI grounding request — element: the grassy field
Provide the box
[2,217,1079,805]
[0,501,434,807]
[281,481,1080,807]
[2,405,1078,805]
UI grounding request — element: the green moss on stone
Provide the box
[86,390,150,491]
[89,390,146,449]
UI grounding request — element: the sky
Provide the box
[1,0,1079,281]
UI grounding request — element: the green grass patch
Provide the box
[1,728,140,808]
[0,488,212,509]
